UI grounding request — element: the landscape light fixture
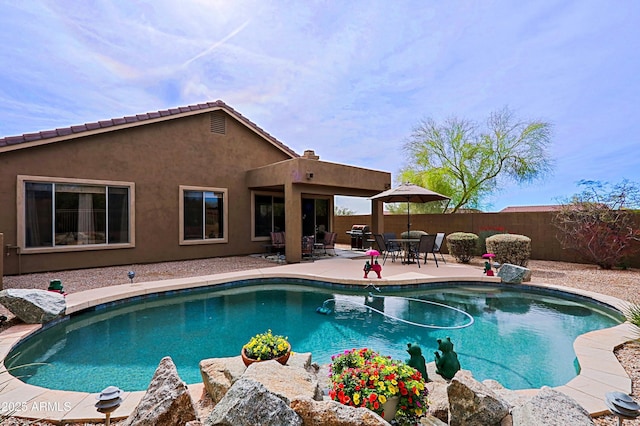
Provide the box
[605,391,640,425]
[127,271,135,283]
[95,385,123,426]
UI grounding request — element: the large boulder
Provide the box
[290,397,389,426]
[447,370,510,426]
[497,264,531,284]
[205,378,302,426]
[122,356,197,426]
[242,359,323,402]
[0,289,65,323]
[511,387,594,426]
[200,356,247,404]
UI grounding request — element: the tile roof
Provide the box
[0,100,299,158]
[499,205,562,213]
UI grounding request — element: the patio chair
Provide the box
[270,231,286,254]
[373,234,400,265]
[433,232,446,264]
[322,232,337,255]
[302,235,316,260]
[416,234,438,268]
[382,232,401,252]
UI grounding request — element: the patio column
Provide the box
[370,199,384,236]
[284,183,302,263]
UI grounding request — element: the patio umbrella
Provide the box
[370,182,450,236]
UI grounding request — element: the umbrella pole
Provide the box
[407,201,411,236]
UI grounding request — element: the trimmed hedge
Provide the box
[446,232,478,263]
[485,234,531,267]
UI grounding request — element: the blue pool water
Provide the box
[6,280,623,392]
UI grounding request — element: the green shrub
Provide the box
[485,234,531,267]
[477,228,507,255]
[624,303,640,341]
[400,230,428,239]
[446,232,478,263]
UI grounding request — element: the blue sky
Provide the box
[1,1,638,213]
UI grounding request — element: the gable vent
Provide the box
[210,111,226,134]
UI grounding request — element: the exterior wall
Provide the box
[336,212,640,267]
[0,233,3,289]
[1,111,292,275]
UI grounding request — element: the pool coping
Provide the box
[0,258,635,422]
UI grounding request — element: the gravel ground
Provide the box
[1,253,639,425]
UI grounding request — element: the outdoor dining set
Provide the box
[373,232,446,267]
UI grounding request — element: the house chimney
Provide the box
[303,150,319,160]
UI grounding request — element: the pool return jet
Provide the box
[315,283,475,330]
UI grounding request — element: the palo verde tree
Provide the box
[400,107,553,213]
[552,179,640,269]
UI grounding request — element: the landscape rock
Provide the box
[482,379,534,408]
[420,415,449,426]
[199,356,246,404]
[447,370,510,426]
[122,356,197,426]
[291,397,390,426]
[511,386,595,426]
[0,289,65,323]
[497,264,531,284]
[242,359,323,402]
[426,380,449,423]
[206,378,302,426]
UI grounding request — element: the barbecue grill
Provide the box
[345,224,372,249]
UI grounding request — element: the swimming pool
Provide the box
[6,279,623,393]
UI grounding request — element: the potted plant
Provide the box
[328,348,428,423]
[241,329,291,367]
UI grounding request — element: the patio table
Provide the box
[388,238,420,264]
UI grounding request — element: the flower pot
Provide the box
[381,396,399,421]
[241,342,291,367]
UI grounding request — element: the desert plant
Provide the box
[552,180,640,269]
[625,303,640,337]
[485,234,531,267]
[446,232,478,263]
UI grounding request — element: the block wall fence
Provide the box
[335,211,640,268]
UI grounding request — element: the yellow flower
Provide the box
[378,394,387,404]
[353,392,361,405]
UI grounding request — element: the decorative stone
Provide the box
[426,380,449,423]
[206,378,302,426]
[511,386,595,426]
[497,264,531,284]
[419,415,448,426]
[447,370,510,426]
[290,397,389,426]
[0,289,65,323]
[242,359,323,402]
[199,356,247,404]
[122,356,197,426]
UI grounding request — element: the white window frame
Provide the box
[17,175,136,253]
[179,185,228,245]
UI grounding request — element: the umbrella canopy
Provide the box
[370,182,450,235]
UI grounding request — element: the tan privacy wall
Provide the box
[336,211,640,267]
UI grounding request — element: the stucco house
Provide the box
[0,100,389,276]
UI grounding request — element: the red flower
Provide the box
[369,393,378,403]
